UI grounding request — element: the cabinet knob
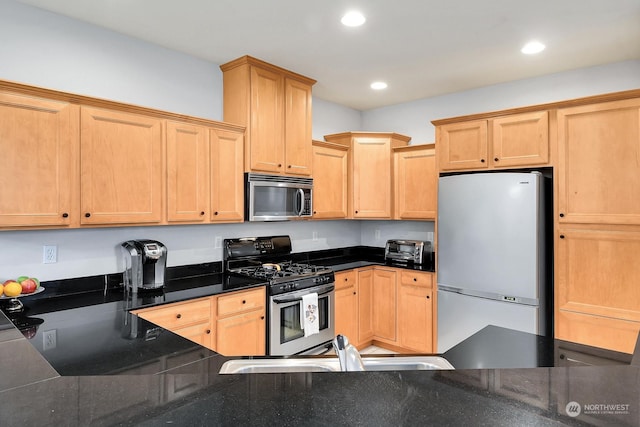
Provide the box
[344,278,348,281]
[62,212,69,218]
[206,329,211,334]
[353,291,356,295]
[413,277,417,282]
[85,213,91,218]
[288,165,292,169]
[242,300,246,304]
[426,295,430,299]
[313,211,317,214]
[560,235,565,239]
[214,211,219,216]
[480,159,485,163]
[200,211,205,216]
[278,164,282,168]
[559,213,565,218]
[355,210,359,214]
[494,157,499,162]
[261,316,265,320]
[176,314,182,319]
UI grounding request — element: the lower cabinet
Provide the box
[334,267,435,353]
[216,287,266,356]
[133,286,267,356]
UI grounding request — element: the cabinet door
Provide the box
[555,228,640,352]
[173,322,214,350]
[372,268,397,342]
[216,309,266,356]
[357,269,374,345]
[210,128,244,222]
[80,106,163,224]
[437,120,488,171]
[394,145,437,219]
[284,78,313,176]
[166,121,209,223]
[352,137,392,218]
[558,98,640,225]
[335,286,358,343]
[0,92,77,227]
[312,142,349,219]
[248,66,284,173]
[491,111,549,168]
[399,285,433,353]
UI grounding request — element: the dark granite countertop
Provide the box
[1,248,638,426]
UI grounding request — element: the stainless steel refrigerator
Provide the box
[437,172,551,353]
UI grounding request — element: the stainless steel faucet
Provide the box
[332,335,365,372]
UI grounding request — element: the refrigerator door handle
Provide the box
[438,284,539,307]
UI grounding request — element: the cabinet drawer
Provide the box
[399,271,433,288]
[218,287,266,317]
[335,270,357,290]
[135,297,212,329]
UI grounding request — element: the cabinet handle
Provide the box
[85,213,91,218]
[206,329,211,334]
[413,277,417,282]
[278,164,282,168]
[288,165,292,169]
[355,210,359,214]
[560,235,565,239]
[313,211,317,214]
[176,314,182,319]
[426,295,430,299]
[344,278,348,281]
[200,211,205,216]
[480,159,485,163]
[62,212,69,218]
[494,157,499,162]
[559,213,565,218]
[214,211,219,215]
[353,291,356,295]
[242,300,246,304]
[261,316,265,320]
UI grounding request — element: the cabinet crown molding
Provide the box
[219,55,316,86]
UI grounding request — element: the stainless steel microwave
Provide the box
[245,173,313,221]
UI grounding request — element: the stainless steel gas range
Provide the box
[223,236,335,356]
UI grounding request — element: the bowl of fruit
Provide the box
[0,277,44,313]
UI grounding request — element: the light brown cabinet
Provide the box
[311,140,349,219]
[398,270,434,353]
[324,132,410,219]
[334,270,358,343]
[209,128,245,222]
[357,268,375,346]
[393,144,437,220]
[216,287,266,356]
[133,297,215,350]
[80,106,163,225]
[0,91,78,228]
[221,56,315,176]
[372,268,397,343]
[435,110,550,172]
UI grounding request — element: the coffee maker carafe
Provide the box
[120,240,167,293]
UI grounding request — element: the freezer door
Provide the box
[437,172,544,300]
[437,289,540,353]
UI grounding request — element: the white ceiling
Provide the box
[18,0,640,111]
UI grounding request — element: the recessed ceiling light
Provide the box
[341,11,366,27]
[521,40,546,55]
[370,81,388,90]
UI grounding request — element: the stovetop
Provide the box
[230,261,332,282]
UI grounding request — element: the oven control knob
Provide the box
[284,284,291,292]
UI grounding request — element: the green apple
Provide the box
[16,276,29,283]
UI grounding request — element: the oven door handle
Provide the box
[272,286,334,304]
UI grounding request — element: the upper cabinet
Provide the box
[311,140,349,219]
[557,98,640,226]
[80,106,163,225]
[394,144,437,220]
[0,91,78,228]
[435,110,550,172]
[324,132,410,219]
[209,128,245,222]
[221,56,316,176]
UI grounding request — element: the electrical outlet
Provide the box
[214,236,222,249]
[43,330,57,350]
[312,231,318,241]
[43,245,57,264]
[374,229,381,240]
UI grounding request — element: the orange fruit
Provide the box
[0,283,3,297]
[3,281,21,297]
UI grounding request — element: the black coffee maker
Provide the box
[120,240,167,293]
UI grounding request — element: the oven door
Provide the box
[269,284,335,356]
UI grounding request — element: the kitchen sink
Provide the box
[219,356,454,374]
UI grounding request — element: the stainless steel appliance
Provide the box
[245,173,313,221]
[224,236,335,355]
[437,172,551,353]
[120,240,167,293]
[384,239,432,266]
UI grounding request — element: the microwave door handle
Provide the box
[296,188,304,216]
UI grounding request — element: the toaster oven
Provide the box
[384,239,432,266]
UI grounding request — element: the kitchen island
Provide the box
[0,259,638,425]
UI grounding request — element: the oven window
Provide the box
[253,186,298,217]
[280,296,329,344]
